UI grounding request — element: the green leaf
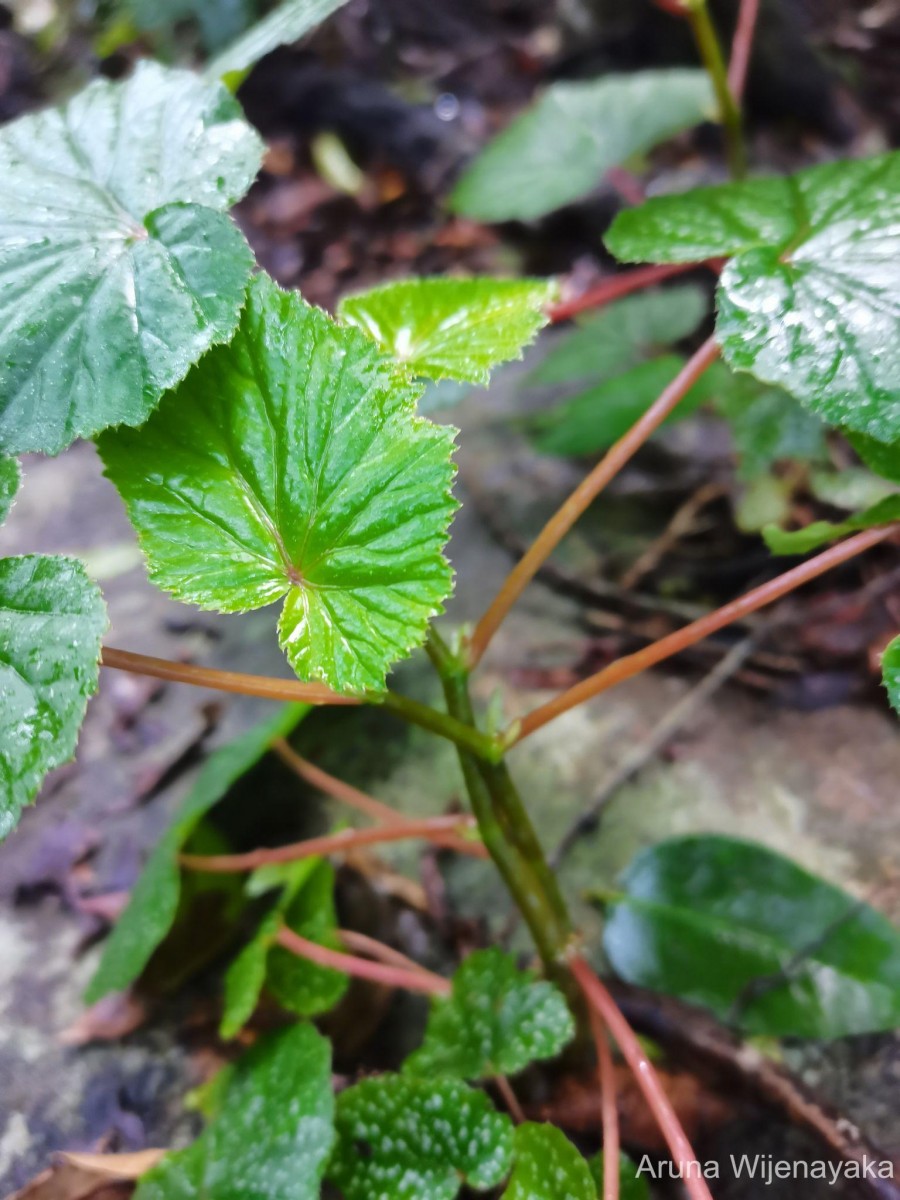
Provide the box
[503,1124,595,1200]
[221,910,279,1039]
[588,1153,649,1200]
[762,494,900,556]
[451,70,714,222]
[135,1023,334,1200]
[328,1075,514,1200]
[847,431,900,485]
[338,277,557,384]
[0,556,107,840]
[533,355,721,458]
[529,284,708,387]
[207,0,351,78]
[405,948,574,1081]
[605,154,900,443]
[85,703,309,1003]
[99,274,458,695]
[882,635,900,716]
[0,459,20,524]
[713,376,827,482]
[601,834,900,1038]
[126,0,256,51]
[0,61,262,456]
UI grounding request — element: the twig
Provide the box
[550,634,757,867]
[275,927,450,996]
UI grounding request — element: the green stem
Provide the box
[427,630,574,969]
[379,688,503,762]
[685,0,746,179]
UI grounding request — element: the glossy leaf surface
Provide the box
[328,1076,514,1200]
[0,61,262,455]
[406,948,574,1080]
[136,1024,333,1200]
[0,556,106,840]
[452,70,714,222]
[606,155,900,442]
[207,0,351,77]
[602,835,900,1037]
[503,1124,595,1200]
[85,704,308,1002]
[763,494,900,555]
[339,277,556,384]
[100,275,457,694]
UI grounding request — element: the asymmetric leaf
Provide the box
[328,1076,514,1200]
[0,61,262,455]
[207,0,351,78]
[99,274,458,694]
[85,704,309,1003]
[136,1023,334,1200]
[602,835,900,1037]
[0,459,20,524]
[763,494,900,555]
[405,948,574,1080]
[338,277,557,384]
[0,556,106,840]
[451,70,714,222]
[503,1124,595,1200]
[605,155,900,442]
[882,636,900,716]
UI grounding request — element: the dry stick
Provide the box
[276,927,450,996]
[513,524,898,743]
[101,647,356,707]
[546,262,703,325]
[618,481,724,592]
[571,957,715,1200]
[550,634,757,868]
[590,1007,621,1200]
[271,739,488,859]
[468,336,721,666]
[728,0,761,99]
[179,815,479,873]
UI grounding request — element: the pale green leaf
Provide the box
[0,62,262,456]
[882,635,900,716]
[605,154,900,442]
[207,0,351,78]
[328,1075,514,1200]
[85,704,309,1003]
[452,70,714,222]
[405,948,574,1081]
[338,277,557,384]
[99,274,458,694]
[136,1023,334,1200]
[0,459,20,524]
[503,1124,595,1200]
[714,375,827,481]
[763,494,900,555]
[0,556,106,840]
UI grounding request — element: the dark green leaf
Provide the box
[328,1075,514,1200]
[605,155,900,442]
[847,431,900,485]
[85,704,309,1003]
[763,494,900,556]
[503,1124,595,1200]
[602,834,900,1037]
[529,284,708,387]
[405,948,574,1081]
[0,459,20,524]
[0,61,262,456]
[451,70,714,222]
[588,1153,649,1200]
[126,0,256,50]
[206,0,351,78]
[338,277,557,384]
[0,556,106,840]
[883,635,900,716]
[136,1023,334,1200]
[99,274,458,694]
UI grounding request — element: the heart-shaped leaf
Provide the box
[601,835,900,1038]
[405,948,574,1081]
[763,494,900,555]
[451,70,714,222]
[99,274,458,694]
[0,459,20,524]
[882,635,900,716]
[338,277,557,384]
[328,1076,514,1200]
[503,1124,595,1200]
[135,1023,333,1200]
[207,0,351,78]
[605,154,900,442]
[1,556,106,840]
[85,704,309,1003]
[0,61,262,456]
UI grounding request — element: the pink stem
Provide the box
[728,0,760,99]
[547,262,702,324]
[276,927,451,996]
[591,1006,621,1200]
